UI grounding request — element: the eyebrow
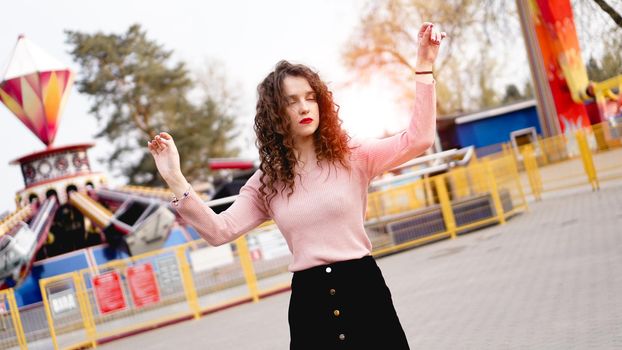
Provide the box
[287,90,316,99]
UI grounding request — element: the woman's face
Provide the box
[282,75,320,144]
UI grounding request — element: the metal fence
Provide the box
[366,154,527,257]
[498,123,622,199]
[33,231,294,350]
[0,289,26,350]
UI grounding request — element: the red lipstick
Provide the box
[300,118,313,124]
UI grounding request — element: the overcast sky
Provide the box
[1,0,424,212]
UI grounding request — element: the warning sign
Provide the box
[49,289,78,317]
[156,255,181,297]
[127,263,160,308]
[92,271,127,315]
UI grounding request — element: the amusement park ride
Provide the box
[0,36,257,306]
[0,0,620,309]
[517,0,622,136]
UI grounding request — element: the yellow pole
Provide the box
[407,182,419,210]
[469,162,487,195]
[366,193,380,220]
[451,167,470,198]
[39,280,60,350]
[537,136,549,165]
[75,272,97,348]
[235,236,260,302]
[175,246,201,319]
[522,145,542,201]
[485,160,507,224]
[507,154,528,211]
[591,122,609,151]
[6,290,28,350]
[434,175,457,239]
[576,129,600,191]
[423,175,434,206]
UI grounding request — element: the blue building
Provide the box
[437,100,541,156]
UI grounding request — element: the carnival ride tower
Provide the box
[0,35,107,207]
[0,36,175,289]
[517,0,622,137]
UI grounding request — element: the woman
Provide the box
[148,22,445,350]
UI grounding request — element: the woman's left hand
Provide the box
[416,22,447,70]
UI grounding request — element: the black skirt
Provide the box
[288,255,410,350]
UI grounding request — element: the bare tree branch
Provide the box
[591,0,622,28]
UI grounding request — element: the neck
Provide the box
[293,136,316,166]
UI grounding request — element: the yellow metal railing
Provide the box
[369,155,527,257]
[33,229,294,349]
[0,288,27,350]
[522,144,543,200]
[435,175,457,240]
[235,236,260,303]
[576,129,599,190]
[501,122,622,197]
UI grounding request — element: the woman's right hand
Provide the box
[148,132,183,184]
[416,22,447,71]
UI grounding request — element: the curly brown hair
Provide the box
[254,60,351,208]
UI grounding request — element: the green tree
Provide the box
[65,24,240,185]
[502,84,523,104]
[586,37,622,82]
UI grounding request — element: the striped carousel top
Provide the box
[174,80,436,271]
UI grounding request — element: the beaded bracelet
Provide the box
[171,185,192,205]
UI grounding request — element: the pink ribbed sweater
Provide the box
[175,81,436,271]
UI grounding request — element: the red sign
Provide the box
[92,271,127,315]
[127,263,160,308]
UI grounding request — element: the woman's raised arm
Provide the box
[358,22,446,179]
[148,132,270,246]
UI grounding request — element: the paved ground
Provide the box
[98,185,622,349]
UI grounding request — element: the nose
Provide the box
[299,100,310,115]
